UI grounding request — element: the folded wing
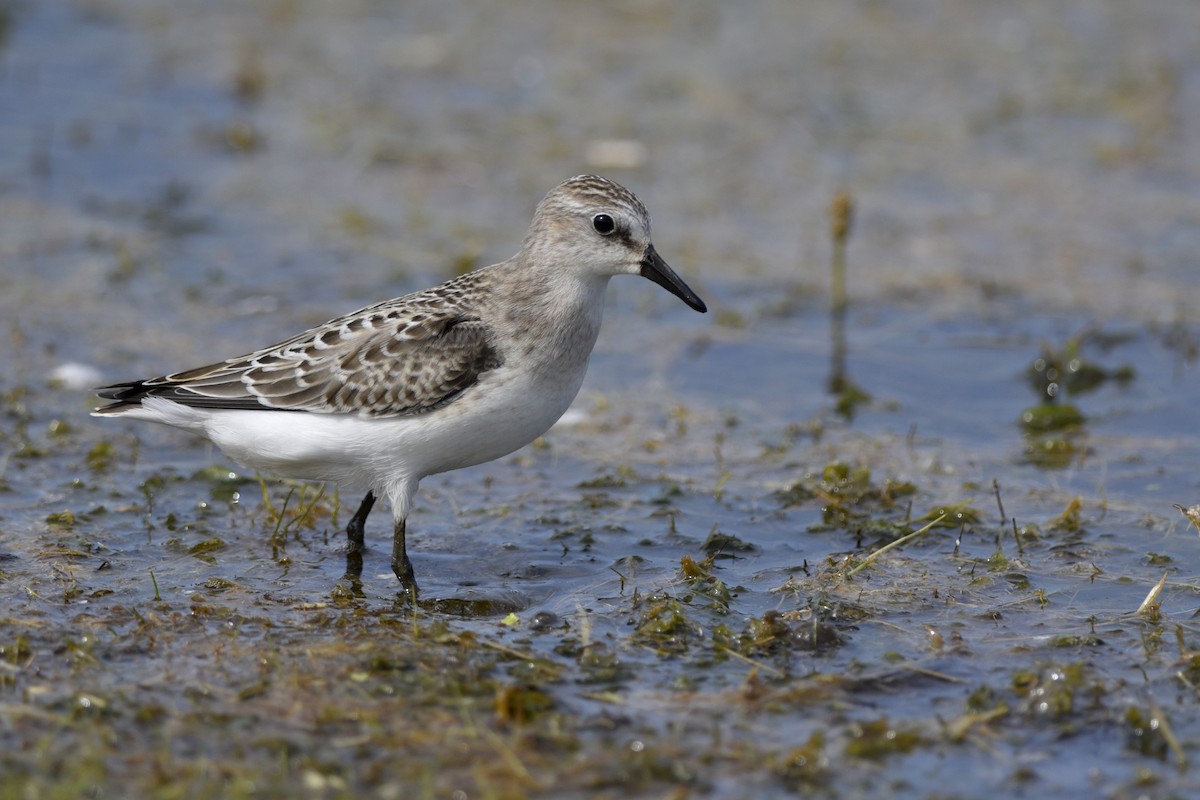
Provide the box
[95,303,503,418]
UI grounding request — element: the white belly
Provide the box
[127,357,587,495]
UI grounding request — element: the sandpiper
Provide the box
[93,175,707,598]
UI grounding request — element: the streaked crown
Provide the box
[531,175,650,230]
[549,175,649,220]
[522,174,652,260]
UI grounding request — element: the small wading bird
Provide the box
[94,175,707,599]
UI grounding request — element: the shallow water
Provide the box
[2,1,1200,798]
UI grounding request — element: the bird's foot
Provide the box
[392,518,419,602]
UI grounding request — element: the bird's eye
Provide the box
[592,214,616,235]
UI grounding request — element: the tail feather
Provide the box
[95,380,150,401]
[93,380,153,415]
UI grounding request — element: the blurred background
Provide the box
[2,0,1197,354]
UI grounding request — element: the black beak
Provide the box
[639,245,707,313]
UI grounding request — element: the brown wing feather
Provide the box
[95,286,504,417]
[246,316,500,416]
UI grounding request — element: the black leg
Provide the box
[344,491,375,579]
[391,518,419,600]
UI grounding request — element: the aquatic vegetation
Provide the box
[775,461,917,528]
[1018,329,1137,470]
